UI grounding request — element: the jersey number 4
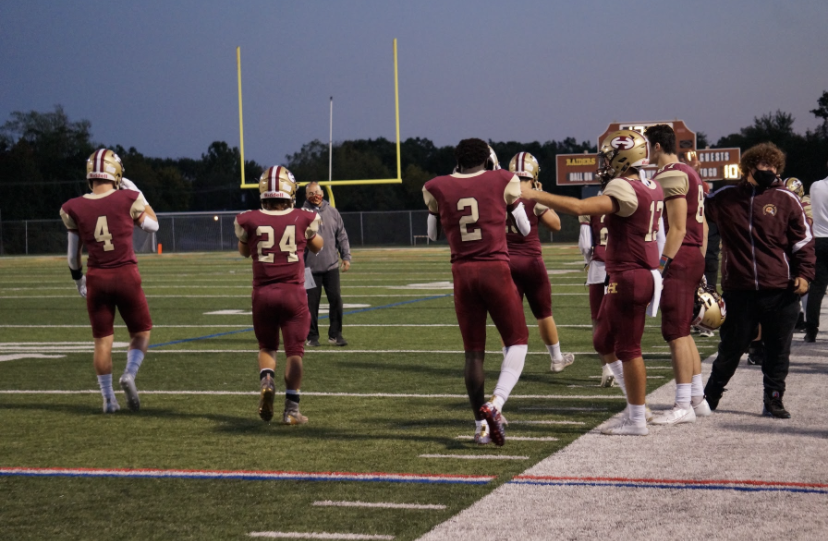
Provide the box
[94,216,115,251]
[256,225,298,263]
[457,198,481,242]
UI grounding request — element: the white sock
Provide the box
[125,349,144,377]
[628,403,646,425]
[547,342,562,361]
[501,346,508,359]
[97,374,116,400]
[609,360,627,397]
[492,344,527,407]
[675,383,692,409]
[491,394,505,412]
[691,373,704,398]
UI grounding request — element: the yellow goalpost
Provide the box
[237,39,403,206]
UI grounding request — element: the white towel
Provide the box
[646,269,663,317]
[304,267,316,290]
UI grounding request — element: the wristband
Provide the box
[658,255,673,274]
[70,267,83,281]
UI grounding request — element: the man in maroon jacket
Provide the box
[703,143,814,418]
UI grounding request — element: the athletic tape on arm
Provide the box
[512,203,531,236]
[67,232,81,270]
[140,216,159,233]
[427,214,439,241]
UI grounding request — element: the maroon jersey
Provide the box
[602,176,664,274]
[60,189,144,269]
[653,162,705,247]
[234,209,321,288]
[591,214,608,263]
[423,170,521,264]
[506,198,548,257]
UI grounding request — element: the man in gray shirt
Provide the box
[302,182,352,346]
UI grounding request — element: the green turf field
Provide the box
[0,247,719,540]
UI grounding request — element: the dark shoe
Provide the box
[328,336,348,346]
[794,312,806,332]
[704,387,727,411]
[763,391,791,419]
[804,329,817,343]
[747,341,765,366]
[305,338,320,347]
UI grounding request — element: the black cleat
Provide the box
[747,341,765,366]
[804,329,817,343]
[305,338,320,347]
[763,391,791,419]
[328,336,348,346]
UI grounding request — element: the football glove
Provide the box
[74,275,87,298]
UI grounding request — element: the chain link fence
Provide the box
[0,209,579,255]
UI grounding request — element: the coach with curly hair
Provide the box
[703,142,814,418]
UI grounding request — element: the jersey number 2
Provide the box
[457,198,481,242]
[94,216,115,251]
[256,225,298,263]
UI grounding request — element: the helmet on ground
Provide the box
[259,166,297,203]
[691,287,726,332]
[86,149,124,190]
[486,145,501,171]
[597,130,649,183]
[784,177,804,200]
[508,152,541,182]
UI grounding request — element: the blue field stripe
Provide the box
[148,294,452,349]
[510,480,828,495]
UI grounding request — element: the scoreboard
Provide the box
[556,120,741,186]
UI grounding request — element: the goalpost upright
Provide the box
[237,39,403,206]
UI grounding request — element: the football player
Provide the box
[506,152,575,373]
[60,149,158,413]
[235,166,322,424]
[521,130,663,435]
[423,138,531,446]
[644,124,711,425]
[578,198,618,387]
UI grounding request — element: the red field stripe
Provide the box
[514,475,828,489]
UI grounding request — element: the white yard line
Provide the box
[312,501,446,510]
[455,436,559,442]
[419,454,529,460]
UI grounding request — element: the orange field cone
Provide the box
[157,243,163,255]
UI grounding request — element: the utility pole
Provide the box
[329,96,333,182]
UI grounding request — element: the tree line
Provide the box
[2,95,828,221]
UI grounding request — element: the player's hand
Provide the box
[793,277,809,295]
[341,260,351,273]
[74,275,87,298]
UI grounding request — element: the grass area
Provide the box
[0,247,718,540]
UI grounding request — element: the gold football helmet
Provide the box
[259,166,297,203]
[597,129,649,183]
[86,149,124,189]
[691,287,726,332]
[486,145,501,171]
[509,152,541,182]
[784,177,804,200]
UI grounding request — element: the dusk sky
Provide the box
[2,1,827,168]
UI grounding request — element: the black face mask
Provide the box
[753,169,777,188]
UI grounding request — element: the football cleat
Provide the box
[282,399,308,425]
[119,373,140,412]
[86,149,124,190]
[550,353,575,373]
[258,374,275,422]
[479,401,507,447]
[693,398,712,417]
[601,418,648,436]
[102,396,120,413]
[649,404,696,425]
[600,364,615,387]
[474,422,492,445]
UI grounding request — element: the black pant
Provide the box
[704,221,721,290]
[306,268,343,341]
[805,237,828,332]
[706,289,799,396]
